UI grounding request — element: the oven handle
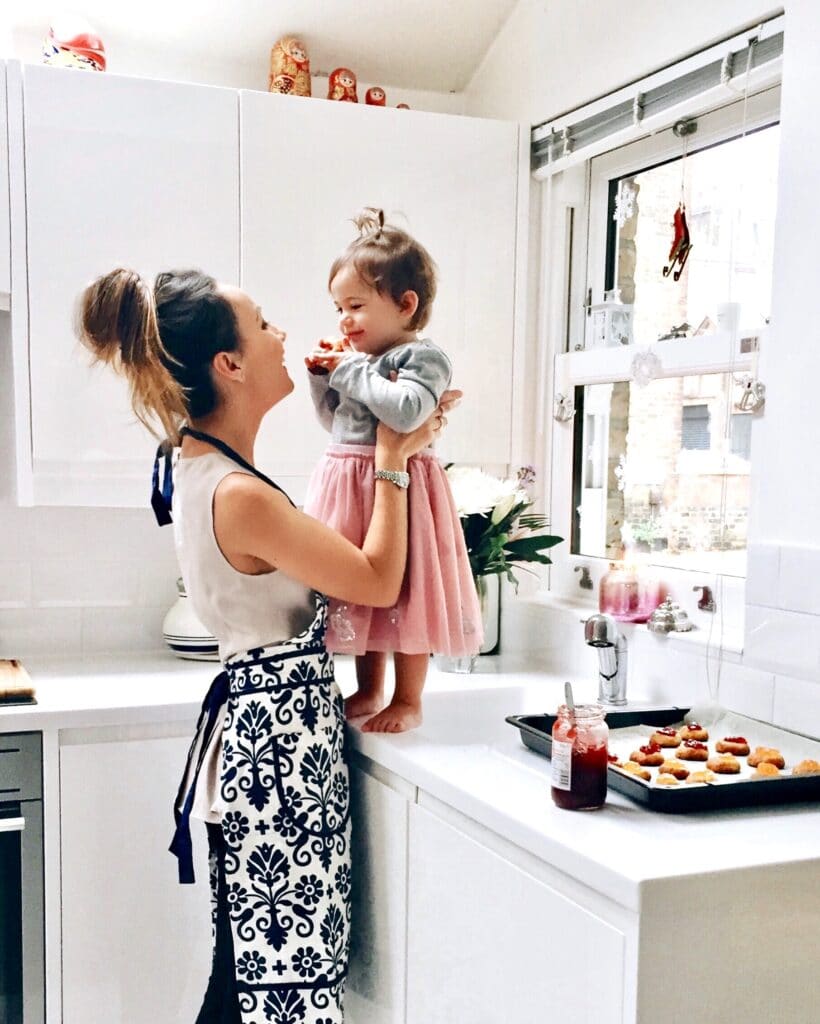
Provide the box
[0,815,25,833]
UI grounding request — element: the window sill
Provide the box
[517,590,744,662]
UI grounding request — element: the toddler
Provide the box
[303,208,481,732]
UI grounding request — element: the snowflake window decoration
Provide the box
[613,179,637,228]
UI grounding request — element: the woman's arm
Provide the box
[212,418,440,607]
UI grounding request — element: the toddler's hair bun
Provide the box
[353,207,385,239]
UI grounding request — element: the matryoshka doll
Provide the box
[327,67,358,102]
[268,36,311,97]
[41,17,106,70]
[396,103,411,110]
[365,86,387,107]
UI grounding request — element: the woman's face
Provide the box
[220,285,293,409]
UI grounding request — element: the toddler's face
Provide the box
[330,265,415,356]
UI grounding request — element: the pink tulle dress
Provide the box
[304,339,482,657]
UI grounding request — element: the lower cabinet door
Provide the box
[346,762,410,1024]
[406,804,626,1024]
[60,732,212,1023]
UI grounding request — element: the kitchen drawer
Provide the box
[0,731,42,800]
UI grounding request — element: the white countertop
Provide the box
[3,650,819,911]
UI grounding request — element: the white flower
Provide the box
[446,466,528,519]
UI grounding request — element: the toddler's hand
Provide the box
[305,336,351,375]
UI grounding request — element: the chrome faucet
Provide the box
[584,613,628,706]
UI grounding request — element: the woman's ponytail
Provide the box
[78,268,189,444]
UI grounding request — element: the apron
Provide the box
[167,430,351,1024]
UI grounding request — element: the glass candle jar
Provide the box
[551,704,609,810]
[599,562,665,623]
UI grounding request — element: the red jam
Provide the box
[682,739,707,750]
[657,727,678,737]
[639,742,661,754]
[685,723,703,731]
[724,736,748,743]
[607,752,620,764]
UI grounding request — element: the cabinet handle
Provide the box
[0,816,25,834]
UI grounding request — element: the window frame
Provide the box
[542,85,781,625]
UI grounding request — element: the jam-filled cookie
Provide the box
[630,743,665,767]
[679,722,709,741]
[747,746,786,770]
[650,727,681,748]
[655,775,679,786]
[716,736,750,756]
[658,759,689,780]
[686,769,716,784]
[792,758,820,776]
[677,739,709,761]
[706,753,741,774]
[752,761,781,779]
[620,761,651,781]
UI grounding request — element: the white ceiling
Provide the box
[4,0,519,92]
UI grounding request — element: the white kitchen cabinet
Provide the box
[59,728,212,1023]
[240,92,521,502]
[346,756,413,1024]
[406,802,626,1024]
[0,62,10,306]
[10,63,239,505]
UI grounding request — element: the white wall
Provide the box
[466,0,820,735]
[464,0,780,123]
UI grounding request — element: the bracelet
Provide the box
[374,468,410,489]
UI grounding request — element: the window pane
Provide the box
[610,123,779,343]
[572,374,750,576]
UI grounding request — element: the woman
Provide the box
[78,267,455,1023]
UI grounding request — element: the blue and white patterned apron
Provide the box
[161,428,351,1022]
[219,594,351,1023]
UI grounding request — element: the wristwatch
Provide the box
[374,468,410,489]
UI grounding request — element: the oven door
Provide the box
[0,802,45,1024]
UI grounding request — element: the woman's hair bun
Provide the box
[77,267,186,442]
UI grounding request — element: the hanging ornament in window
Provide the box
[662,119,697,281]
[630,348,662,387]
[587,288,633,349]
[734,374,766,413]
[613,178,637,228]
[554,392,575,421]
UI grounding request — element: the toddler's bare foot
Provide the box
[344,690,384,720]
[362,699,423,734]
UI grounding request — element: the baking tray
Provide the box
[506,708,820,813]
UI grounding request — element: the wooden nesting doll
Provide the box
[327,68,358,102]
[268,36,311,96]
[396,103,411,110]
[42,16,106,70]
[365,86,387,107]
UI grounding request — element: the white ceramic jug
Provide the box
[162,578,219,661]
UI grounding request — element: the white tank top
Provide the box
[172,451,317,662]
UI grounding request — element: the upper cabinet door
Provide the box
[0,63,10,304]
[240,94,520,501]
[20,66,239,505]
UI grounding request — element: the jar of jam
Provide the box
[551,703,609,810]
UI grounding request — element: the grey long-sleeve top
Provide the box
[308,338,452,444]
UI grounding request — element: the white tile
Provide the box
[32,559,142,608]
[772,674,820,741]
[744,605,820,681]
[745,543,781,608]
[778,544,820,616]
[0,508,37,559]
[0,560,32,608]
[81,605,168,654]
[719,661,775,722]
[0,607,83,657]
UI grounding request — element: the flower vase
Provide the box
[435,573,500,673]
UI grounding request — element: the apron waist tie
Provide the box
[169,670,230,884]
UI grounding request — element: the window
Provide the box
[547,84,780,597]
[681,404,710,450]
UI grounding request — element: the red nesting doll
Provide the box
[365,86,387,107]
[327,68,358,102]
